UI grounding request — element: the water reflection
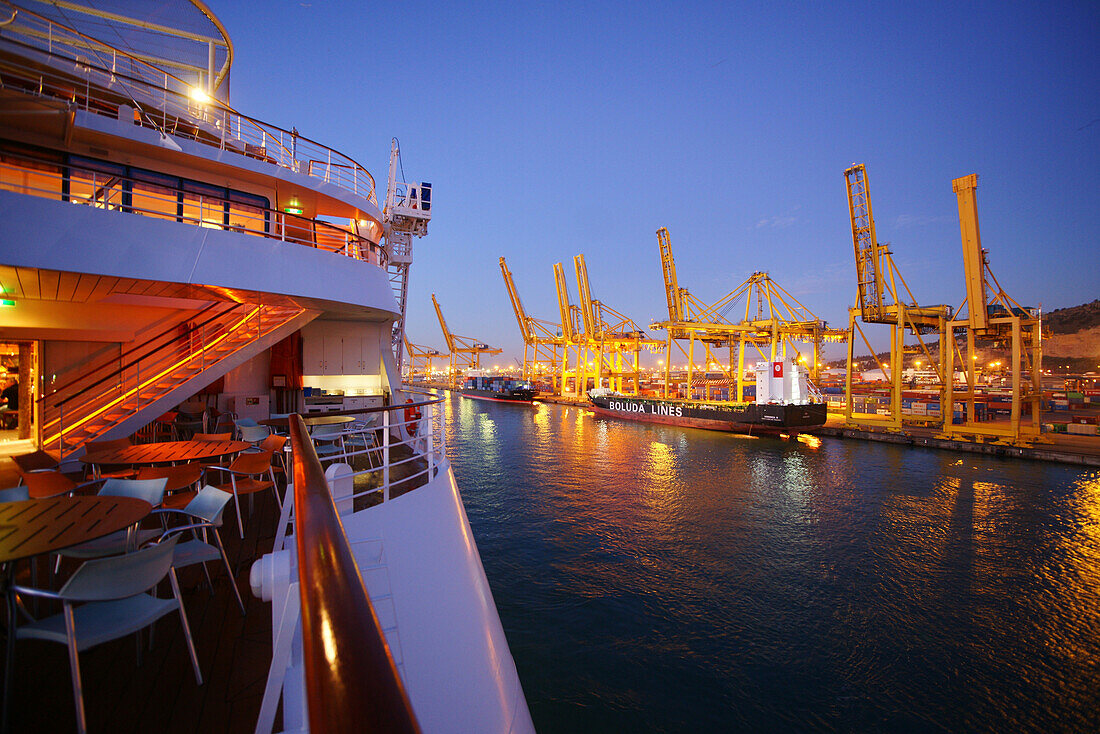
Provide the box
[443,393,1100,733]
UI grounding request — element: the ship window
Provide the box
[67,157,129,211]
[0,152,62,199]
[181,180,228,229]
[130,169,180,221]
[227,190,270,234]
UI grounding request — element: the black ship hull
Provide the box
[589,395,827,433]
[460,388,537,403]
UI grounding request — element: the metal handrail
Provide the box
[287,414,420,733]
[0,8,378,204]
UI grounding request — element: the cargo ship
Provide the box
[588,359,827,434]
[461,370,537,403]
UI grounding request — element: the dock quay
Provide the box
[413,387,1100,467]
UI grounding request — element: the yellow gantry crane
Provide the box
[499,257,563,393]
[650,227,846,400]
[431,293,502,388]
[842,164,953,431]
[571,254,663,395]
[939,173,1043,445]
[553,262,585,395]
[402,335,443,383]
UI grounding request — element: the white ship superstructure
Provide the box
[0,1,532,730]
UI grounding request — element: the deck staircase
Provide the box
[41,301,318,457]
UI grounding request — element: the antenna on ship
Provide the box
[382,137,432,374]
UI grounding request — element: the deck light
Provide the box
[189,86,211,104]
[0,299,13,307]
[283,207,303,215]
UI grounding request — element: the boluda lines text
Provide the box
[608,400,683,417]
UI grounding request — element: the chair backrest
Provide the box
[311,423,343,439]
[230,450,274,475]
[193,432,232,442]
[23,470,77,499]
[258,434,287,453]
[0,485,30,503]
[98,477,168,506]
[84,436,133,453]
[234,417,258,428]
[58,535,179,602]
[183,485,234,524]
[12,450,58,476]
[238,424,271,443]
[136,464,202,485]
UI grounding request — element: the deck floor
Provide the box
[2,482,281,734]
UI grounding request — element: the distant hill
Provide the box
[1044,300,1100,335]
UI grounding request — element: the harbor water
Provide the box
[442,393,1100,732]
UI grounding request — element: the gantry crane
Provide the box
[843,164,952,431]
[553,262,585,395]
[499,257,563,393]
[431,294,502,388]
[650,227,846,400]
[402,335,443,383]
[572,254,663,395]
[939,174,1043,445]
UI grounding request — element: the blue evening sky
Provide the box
[217,1,1098,364]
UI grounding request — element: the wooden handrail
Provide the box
[288,414,420,733]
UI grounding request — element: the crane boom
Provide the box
[574,254,597,337]
[952,174,989,331]
[499,257,532,342]
[657,227,683,323]
[844,163,889,322]
[431,293,456,353]
[554,262,574,341]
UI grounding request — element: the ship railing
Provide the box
[259,414,419,732]
[288,395,448,515]
[0,154,385,266]
[255,402,446,732]
[0,9,378,204]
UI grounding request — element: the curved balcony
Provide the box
[0,4,377,205]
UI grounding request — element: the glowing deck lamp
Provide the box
[189,86,211,104]
[284,205,303,215]
[0,299,14,307]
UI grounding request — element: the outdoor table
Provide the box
[80,439,251,468]
[259,415,355,430]
[1,495,152,730]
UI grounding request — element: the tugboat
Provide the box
[588,359,827,434]
[460,370,537,403]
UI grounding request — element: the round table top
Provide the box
[259,415,356,428]
[80,439,251,467]
[0,496,151,564]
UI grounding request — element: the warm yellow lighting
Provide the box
[189,86,211,104]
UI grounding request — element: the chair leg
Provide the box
[230,477,244,539]
[213,530,246,615]
[63,602,88,734]
[269,468,281,510]
[168,568,203,685]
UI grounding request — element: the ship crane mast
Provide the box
[382,138,432,376]
[431,293,502,388]
[499,257,564,393]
